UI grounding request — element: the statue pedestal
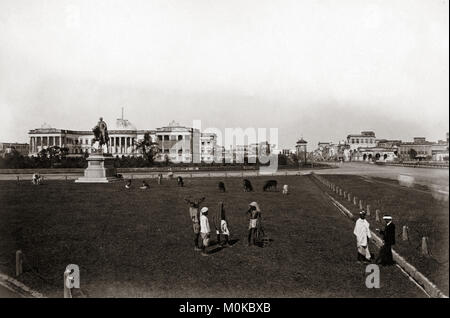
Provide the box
[75,154,118,183]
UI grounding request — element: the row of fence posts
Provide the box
[14,250,75,298]
[313,174,430,257]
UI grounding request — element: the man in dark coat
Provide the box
[184,197,205,251]
[376,216,396,266]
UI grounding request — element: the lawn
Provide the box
[0,176,424,297]
[315,174,449,295]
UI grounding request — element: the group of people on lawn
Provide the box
[354,210,396,266]
[125,176,395,262]
[185,198,264,256]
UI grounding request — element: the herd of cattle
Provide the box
[176,176,283,193]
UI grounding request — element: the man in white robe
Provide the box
[200,207,211,256]
[353,210,372,262]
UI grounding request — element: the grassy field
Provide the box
[0,176,424,297]
[316,174,449,295]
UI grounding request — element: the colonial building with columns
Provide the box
[28,123,91,157]
[28,119,145,157]
[155,121,201,163]
[28,118,208,163]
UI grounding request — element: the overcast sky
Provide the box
[0,0,448,149]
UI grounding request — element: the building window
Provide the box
[185,135,191,141]
[178,135,183,141]
[164,135,169,141]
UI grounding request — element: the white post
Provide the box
[421,237,429,257]
[375,209,380,222]
[15,250,23,277]
[402,226,409,241]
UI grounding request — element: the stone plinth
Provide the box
[75,154,118,183]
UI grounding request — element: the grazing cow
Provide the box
[263,180,277,192]
[243,179,253,192]
[282,184,289,195]
[218,182,226,192]
[177,176,184,187]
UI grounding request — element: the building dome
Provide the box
[296,138,307,144]
[111,118,137,131]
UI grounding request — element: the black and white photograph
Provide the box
[0,0,448,311]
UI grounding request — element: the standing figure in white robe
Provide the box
[353,210,372,262]
[213,201,231,247]
[200,207,211,256]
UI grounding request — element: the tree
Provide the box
[135,133,160,165]
[3,148,24,168]
[278,154,288,166]
[38,146,69,167]
[408,148,417,160]
[164,154,170,166]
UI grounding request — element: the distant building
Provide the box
[375,139,402,149]
[431,133,449,161]
[347,131,376,151]
[313,142,332,161]
[28,116,208,163]
[352,146,397,162]
[155,121,200,163]
[398,137,434,160]
[0,142,29,157]
[348,138,401,162]
[28,123,93,157]
[295,138,308,164]
[200,133,217,163]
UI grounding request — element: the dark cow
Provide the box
[243,179,253,192]
[218,181,226,192]
[177,176,184,187]
[263,180,277,191]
